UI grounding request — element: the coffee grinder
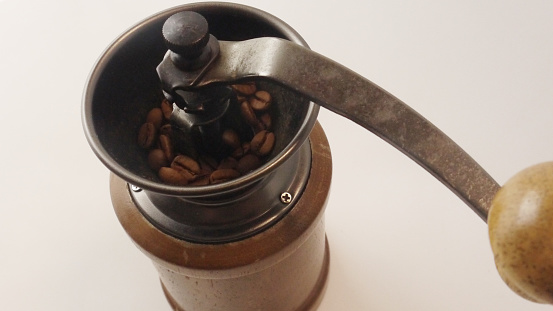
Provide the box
[83,2,553,310]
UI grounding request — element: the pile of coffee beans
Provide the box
[137,82,276,186]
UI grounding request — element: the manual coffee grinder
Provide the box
[83,2,553,310]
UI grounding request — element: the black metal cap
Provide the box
[162,11,210,59]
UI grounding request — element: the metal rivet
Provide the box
[130,184,142,192]
[280,192,293,204]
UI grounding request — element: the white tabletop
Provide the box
[1,0,552,310]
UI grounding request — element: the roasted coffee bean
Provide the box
[198,155,218,175]
[159,124,172,137]
[172,169,196,182]
[242,142,251,154]
[221,128,241,149]
[231,146,245,158]
[171,155,201,181]
[190,174,211,186]
[240,100,260,128]
[159,134,174,162]
[237,154,262,175]
[138,122,156,149]
[259,112,272,130]
[232,141,253,159]
[210,169,241,184]
[218,157,238,170]
[249,90,271,111]
[146,108,163,129]
[231,82,256,96]
[161,98,173,120]
[148,149,169,171]
[236,94,247,103]
[250,130,275,156]
[159,167,189,185]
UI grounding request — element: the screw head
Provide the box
[130,184,142,192]
[280,192,293,204]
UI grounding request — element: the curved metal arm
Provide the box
[188,37,499,221]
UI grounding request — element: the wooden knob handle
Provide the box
[488,161,553,304]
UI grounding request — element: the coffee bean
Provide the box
[146,108,163,129]
[190,174,211,186]
[259,112,272,130]
[222,128,241,149]
[250,130,275,156]
[236,94,247,103]
[218,157,238,170]
[259,132,275,156]
[231,146,245,158]
[240,100,260,128]
[161,98,173,120]
[242,142,251,154]
[171,155,201,181]
[159,124,172,136]
[198,156,217,175]
[249,90,271,111]
[159,167,189,185]
[159,134,174,162]
[148,149,169,171]
[231,82,256,96]
[210,169,241,184]
[138,122,156,149]
[237,154,262,175]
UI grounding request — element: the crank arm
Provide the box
[188,37,499,221]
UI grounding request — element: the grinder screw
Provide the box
[280,192,293,204]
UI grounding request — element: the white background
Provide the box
[1,0,552,310]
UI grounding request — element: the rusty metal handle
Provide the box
[185,37,500,221]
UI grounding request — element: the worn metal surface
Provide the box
[184,37,499,221]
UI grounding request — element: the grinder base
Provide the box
[161,238,329,311]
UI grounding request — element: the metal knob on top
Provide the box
[161,11,216,72]
[162,11,210,59]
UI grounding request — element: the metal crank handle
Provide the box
[190,37,499,221]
